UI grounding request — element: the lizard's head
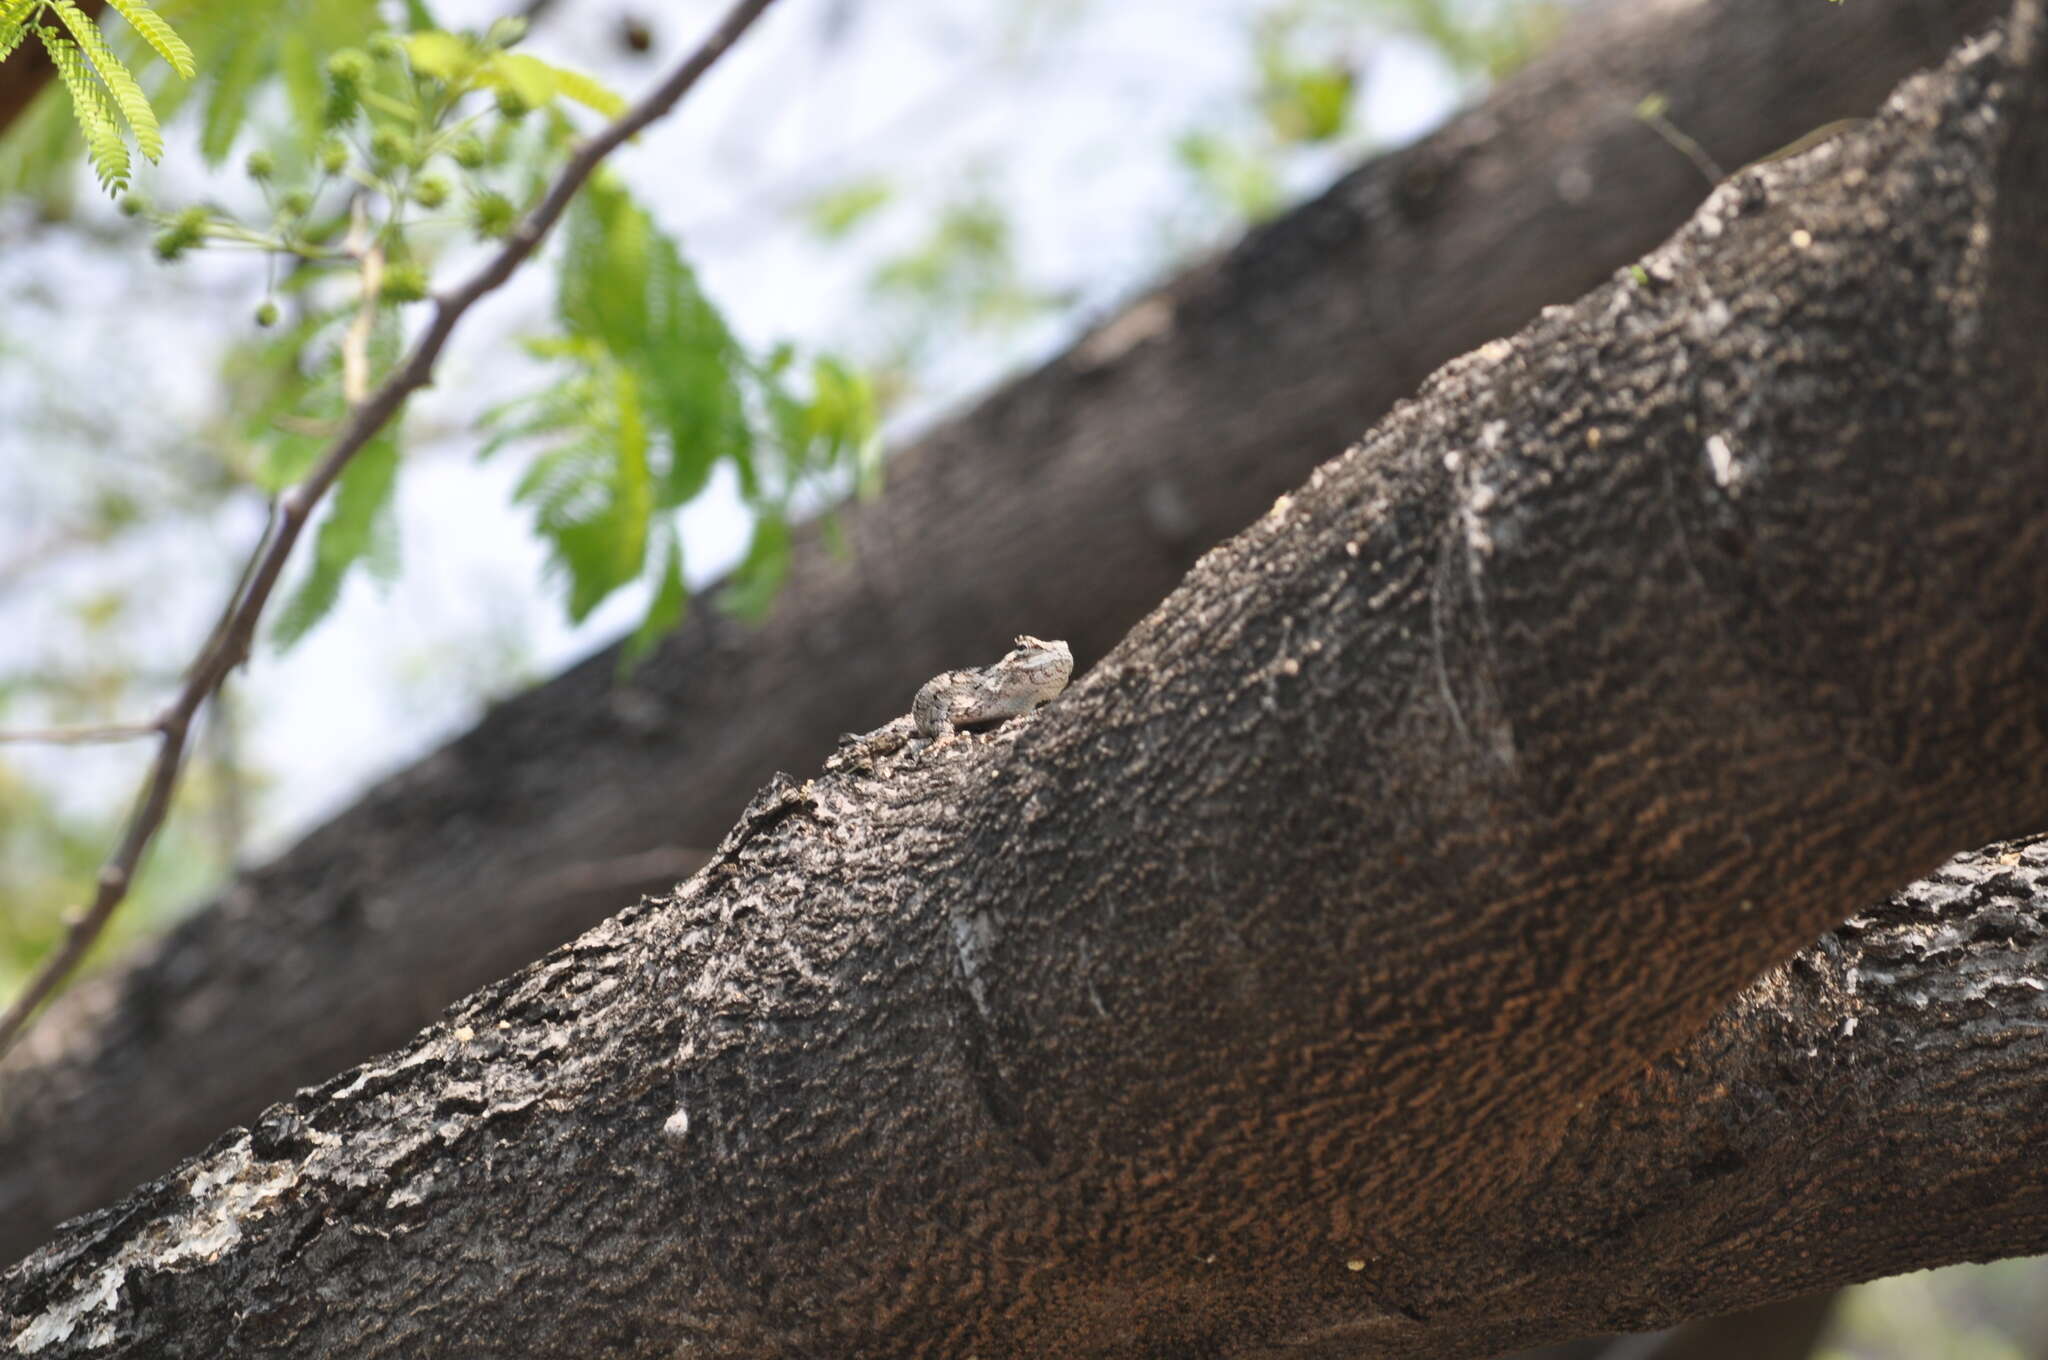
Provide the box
[1007,635,1073,676]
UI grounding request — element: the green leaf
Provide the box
[103,0,193,78]
[513,364,654,623]
[640,245,748,505]
[800,176,892,240]
[273,429,402,647]
[621,532,686,670]
[197,28,264,162]
[557,174,652,350]
[0,15,33,69]
[543,63,624,119]
[479,51,555,108]
[402,0,441,33]
[40,26,130,192]
[401,29,473,83]
[721,515,789,622]
[52,0,162,162]
[476,51,623,118]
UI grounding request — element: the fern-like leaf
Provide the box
[0,16,34,69]
[38,25,129,191]
[273,430,402,647]
[622,531,686,670]
[102,0,193,78]
[51,0,161,162]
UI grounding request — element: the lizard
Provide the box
[831,635,1074,768]
[913,635,1073,740]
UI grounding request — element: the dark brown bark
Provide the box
[0,0,2005,1268]
[6,13,2047,1354]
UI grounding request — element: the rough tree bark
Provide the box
[0,0,2005,1268]
[6,10,2046,1354]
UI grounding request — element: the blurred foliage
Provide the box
[1172,0,1562,225]
[1818,1260,2048,1360]
[486,173,880,661]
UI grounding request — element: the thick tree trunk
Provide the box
[7,14,2046,1354]
[0,0,2005,1268]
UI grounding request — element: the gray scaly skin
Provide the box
[913,635,1074,740]
[830,636,1073,769]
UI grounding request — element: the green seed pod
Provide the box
[254,300,281,327]
[467,190,516,239]
[324,49,372,126]
[326,48,371,86]
[318,136,350,174]
[245,149,276,181]
[369,127,412,170]
[379,261,431,303]
[411,175,451,210]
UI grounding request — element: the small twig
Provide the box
[0,719,166,746]
[340,201,384,408]
[1633,96,1725,186]
[0,0,784,1061]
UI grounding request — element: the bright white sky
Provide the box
[0,0,1476,867]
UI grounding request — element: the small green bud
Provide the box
[254,299,281,327]
[366,33,403,61]
[326,48,372,86]
[318,136,350,175]
[379,261,430,303]
[153,209,208,261]
[368,127,412,169]
[411,175,450,209]
[450,134,487,170]
[485,16,527,49]
[324,49,371,126]
[245,149,276,181]
[280,188,314,216]
[467,189,516,239]
[493,87,532,120]
[118,192,149,218]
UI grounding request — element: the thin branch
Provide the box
[340,201,383,407]
[0,0,784,1062]
[1634,99,1725,185]
[0,719,165,746]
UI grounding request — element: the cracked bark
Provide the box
[0,0,2008,1267]
[6,8,2048,1354]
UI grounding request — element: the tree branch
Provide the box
[0,721,164,746]
[0,0,2003,1267]
[5,10,2044,1353]
[0,0,784,1063]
